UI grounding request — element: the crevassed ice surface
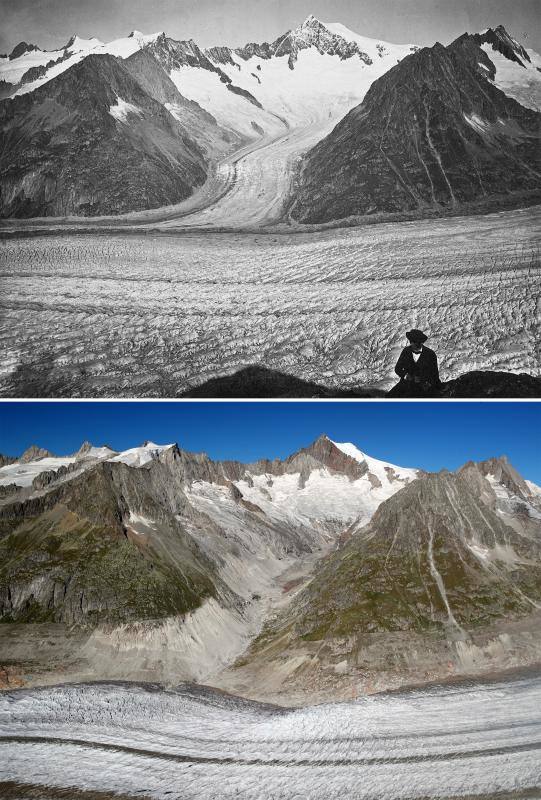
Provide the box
[1,207,538,397]
[0,674,540,799]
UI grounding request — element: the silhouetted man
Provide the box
[389,329,440,397]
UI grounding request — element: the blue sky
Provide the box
[1,401,540,483]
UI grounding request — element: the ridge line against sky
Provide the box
[1,0,540,54]
[0,402,540,484]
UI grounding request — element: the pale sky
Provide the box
[1,0,539,55]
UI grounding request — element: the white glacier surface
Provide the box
[0,673,539,798]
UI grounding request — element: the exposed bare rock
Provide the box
[288,29,541,223]
[20,446,54,463]
[9,42,40,61]
[473,25,531,66]
[223,467,541,702]
[440,371,541,398]
[0,53,214,217]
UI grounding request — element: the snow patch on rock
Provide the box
[464,112,490,134]
[108,442,174,467]
[330,440,418,487]
[481,43,541,111]
[127,512,157,532]
[109,96,144,123]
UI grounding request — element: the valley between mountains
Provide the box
[1,17,540,227]
[1,435,540,705]
[1,16,539,397]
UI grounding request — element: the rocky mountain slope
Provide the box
[288,27,541,223]
[0,48,237,217]
[0,435,417,684]
[219,456,541,703]
[1,436,540,698]
[0,16,416,217]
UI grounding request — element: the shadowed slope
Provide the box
[0,54,217,217]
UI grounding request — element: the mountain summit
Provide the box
[1,20,539,220]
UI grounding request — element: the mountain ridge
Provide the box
[0,15,416,217]
[0,433,540,697]
[287,29,541,223]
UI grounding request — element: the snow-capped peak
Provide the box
[299,14,322,27]
[108,442,175,468]
[128,30,164,43]
[64,34,104,52]
[330,440,419,486]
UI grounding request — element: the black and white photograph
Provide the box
[1,0,541,798]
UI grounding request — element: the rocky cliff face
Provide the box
[288,29,541,223]
[0,458,220,624]
[473,25,531,66]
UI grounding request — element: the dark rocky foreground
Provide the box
[441,370,541,397]
[181,365,541,398]
[181,365,386,397]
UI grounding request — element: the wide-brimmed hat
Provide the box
[406,329,428,344]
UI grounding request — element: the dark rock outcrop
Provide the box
[9,42,40,61]
[181,365,383,398]
[440,370,541,398]
[473,25,531,66]
[181,365,539,399]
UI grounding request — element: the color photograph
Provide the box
[0,401,541,798]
